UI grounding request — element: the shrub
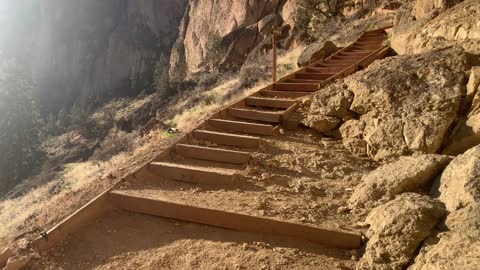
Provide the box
[91,129,141,161]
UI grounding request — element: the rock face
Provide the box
[437,145,480,211]
[349,154,450,210]
[392,0,480,65]
[305,47,466,160]
[0,0,187,113]
[444,67,480,154]
[357,193,445,270]
[409,204,480,270]
[297,41,339,67]
[169,0,297,77]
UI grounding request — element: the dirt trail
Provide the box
[35,128,378,269]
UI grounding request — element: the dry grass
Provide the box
[0,128,176,248]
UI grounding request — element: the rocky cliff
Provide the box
[1,0,187,113]
[169,0,299,77]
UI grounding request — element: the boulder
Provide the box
[0,248,14,268]
[338,47,466,160]
[349,154,451,210]
[357,193,445,270]
[297,40,339,67]
[444,67,480,155]
[437,145,480,211]
[445,204,480,238]
[408,232,480,270]
[392,0,480,65]
[303,84,354,133]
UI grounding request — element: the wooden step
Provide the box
[193,130,260,148]
[306,67,347,73]
[245,96,296,109]
[286,79,324,84]
[148,161,241,185]
[295,72,334,80]
[259,90,310,98]
[209,119,276,135]
[273,83,318,92]
[176,144,251,164]
[109,190,363,249]
[228,108,282,123]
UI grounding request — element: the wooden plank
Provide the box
[286,79,324,84]
[228,108,282,123]
[245,97,296,109]
[109,191,362,250]
[273,83,318,92]
[149,161,241,185]
[176,144,251,164]
[295,72,334,80]
[209,119,275,135]
[193,130,260,148]
[259,90,310,98]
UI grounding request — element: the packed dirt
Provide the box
[32,127,379,269]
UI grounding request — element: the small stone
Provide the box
[337,206,350,214]
[1,248,14,267]
[5,256,29,270]
[279,129,285,135]
[30,253,41,260]
[16,239,29,250]
[351,255,358,261]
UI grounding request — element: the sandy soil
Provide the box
[35,127,378,269]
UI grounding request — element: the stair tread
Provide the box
[210,119,275,127]
[194,129,260,140]
[150,161,241,175]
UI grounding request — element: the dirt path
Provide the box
[35,128,378,269]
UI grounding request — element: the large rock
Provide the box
[0,248,14,268]
[349,154,451,210]
[392,0,480,65]
[297,40,339,67]
[437,145,480,211]
[334,47,466,160]
[410,204,480,270]
[444,67,480,154]
[409,232,480,270]
[357,193,445,270]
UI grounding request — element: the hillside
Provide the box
[1,0,480,269]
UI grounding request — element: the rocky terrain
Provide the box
[1,0,480,269]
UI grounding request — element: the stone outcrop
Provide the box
[1,0,187,113]
[357,193,445,270]
[437,145,480,211]
[444,67,480,154]
[409,204,480,270]
[297,41,339,67]
[169,0,299,77]
[349,154,450,210]
[392,0,480,65]
[305,47,467,160]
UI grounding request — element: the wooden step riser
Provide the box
[295,73,333,80]
[273,83,318,92]
[228,108,282,123]
[245,97,295,109]
[209,119,275,136]
[307,67,347,73]
[287,79,323,84]
[109,191,362,250]
[193,130,260,148]
[176,144,251,165]
[148,162,240,185]
[259,90,310,98]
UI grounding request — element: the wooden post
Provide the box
[272,26,278,82]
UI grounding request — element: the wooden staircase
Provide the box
[33,28,390,252]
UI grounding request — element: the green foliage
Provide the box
[68,103,114,140]
[202,33,226,71]
[0,57,44,194]
[153,54,171,96]
[294,0,354,39]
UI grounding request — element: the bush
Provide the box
[91,129,141,161]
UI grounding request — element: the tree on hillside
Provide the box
[294,0,354,39]
[0,57,44,194]
[202,33,226,71]
[153,53,171,96]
